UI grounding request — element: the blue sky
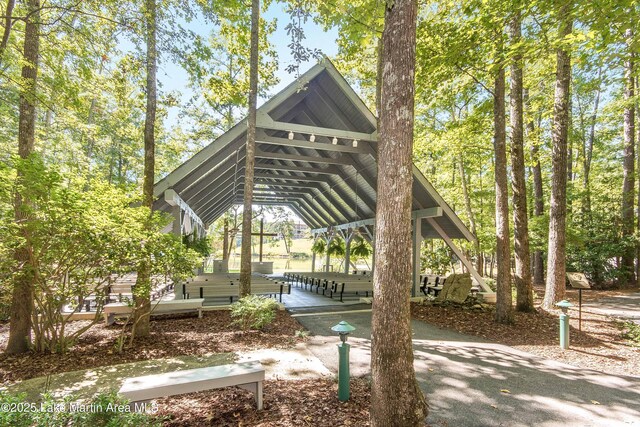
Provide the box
[158,3,339,124]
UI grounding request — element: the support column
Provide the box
[412,218,423,297]
[344,230,353,274]
[325,235,332,272]
[172,205,181,236]
[312,251,316,272]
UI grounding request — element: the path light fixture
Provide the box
[288,131,294,140]
[309,134,315,142]
[352,139,358,147]
[556,300,573,350]
[331,320,356,401]
[332,136,338,145]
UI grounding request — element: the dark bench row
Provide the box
[284,272,372,302]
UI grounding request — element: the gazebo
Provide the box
[153,58,491,296]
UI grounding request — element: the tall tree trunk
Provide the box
[239,0,260,297]
[458,157,482,275]
[637,76,640,284]
[375,34,383,116]
[621,28,635,285]
[133,0,157,339]
[0,0,15,66]
[370,0,428,425]
[582,67,602,220]
[223,218,229,261]
[6,0,39,355]
[494,64,513,324]
[509,11,534,312]
[525,90,545,287]
[543,1,572,310]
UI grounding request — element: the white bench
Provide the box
[331,281,374,302]
[119,361,265,410]
[103,298,205,325]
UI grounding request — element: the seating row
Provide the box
[178,273,290,304]
[284,272,373,302]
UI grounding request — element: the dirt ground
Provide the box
[0,310,305,385]
[1,288,638,426]
[411,287,640,377]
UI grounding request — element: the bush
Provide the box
[621,321,640,346]
[230,295,278,331]
[0,156,202,353]
[0,390,161,427]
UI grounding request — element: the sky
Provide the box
[155,4,340,224]
[158,3,339,125]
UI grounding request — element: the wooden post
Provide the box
[344,230,353,274]
[412,219,422,297]
[259,218,264,262]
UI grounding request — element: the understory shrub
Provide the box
[0,155,201,353]
[230,295,278,331]
[0,390,162,427]
[621,321,640,346]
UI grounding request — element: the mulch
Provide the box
[0,310,305,385]
[411,288,640,377]
[1,288,638,426]
[157,378,372,427]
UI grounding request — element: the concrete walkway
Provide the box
[583,292,640,321]
[293,309,640,427]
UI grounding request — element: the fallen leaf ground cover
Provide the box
[411,288,639,377]
[0,310,304,384]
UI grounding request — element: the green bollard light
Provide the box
[331,321,356,401]
[556,300,573,350]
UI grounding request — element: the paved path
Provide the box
[293,309,640,427]
[583,292,640,321]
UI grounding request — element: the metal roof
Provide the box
[153,58,474,241]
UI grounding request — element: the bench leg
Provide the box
[238,381,263,410]
[104,313,114,326]
[198,308,203,319]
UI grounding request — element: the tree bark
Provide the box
[543,1,572,310]
[494,64,513,324]
[621,28,635,285]
[582,67,602,220]
[239,0,260,297]
[458,157,482,275]
[6,0,39,355]
[509,11,534,312]
[525,89,545,287]
[637,76,640,284]
[0,0,15,66]
[370,0,428,425]
[223,218,229,261]
[133,0,157,339]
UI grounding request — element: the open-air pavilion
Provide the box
[153,58,492,297]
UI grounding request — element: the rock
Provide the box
[436,273,473,304]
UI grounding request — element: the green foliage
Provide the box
[621,321,640,346]
[230,295,278,331]
[0,156,201,352]
[0,391,161,427]
[350,237,373,258]
[290,252,310,259]
[421,241,452,276]
[183,234,212,257]
[327,237,346,257]
[311,238,326,255]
